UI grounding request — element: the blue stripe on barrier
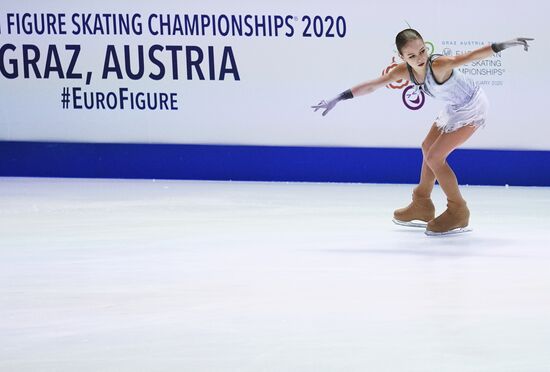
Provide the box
[1,141,549,186]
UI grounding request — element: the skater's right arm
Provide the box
[312,63,409,116]
[351,63,409,97]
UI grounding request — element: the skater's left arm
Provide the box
[434,37,534,71]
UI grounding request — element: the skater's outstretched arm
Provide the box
[312,63,409,116]
[434,37,534,71]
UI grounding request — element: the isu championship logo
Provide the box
[402,85,425,110]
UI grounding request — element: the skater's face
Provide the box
[400,38,428,69]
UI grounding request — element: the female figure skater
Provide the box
[312,29,533,235]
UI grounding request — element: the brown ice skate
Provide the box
[393,192,436,228]
[425,199,471,236]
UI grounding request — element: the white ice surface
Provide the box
[1,177,550,372]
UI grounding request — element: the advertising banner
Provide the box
[1,0,547,150]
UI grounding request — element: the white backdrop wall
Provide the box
[0,0,548,150]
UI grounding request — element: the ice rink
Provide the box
[1,177,550,372]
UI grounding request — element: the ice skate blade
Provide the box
[392,218,428,228]
[425,227,472,236]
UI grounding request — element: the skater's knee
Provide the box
[421,138,436,157]
[425,150,446,170]
[421,141,430,157]
[421,125,441,156]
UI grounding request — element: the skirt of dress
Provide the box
[434,87,489,133]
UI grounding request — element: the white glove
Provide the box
[492,37,534,53]
[311,89,353,116]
